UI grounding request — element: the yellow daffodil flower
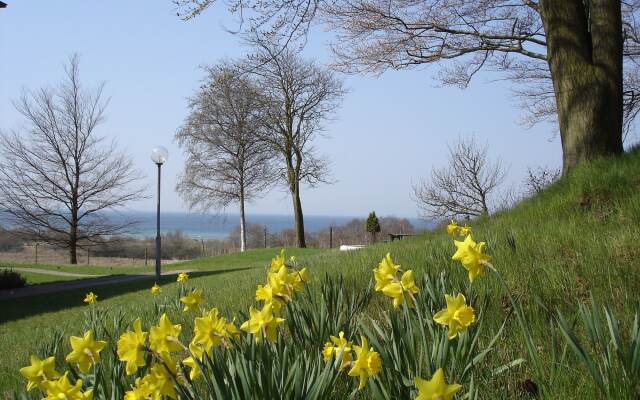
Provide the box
[322,331,353,370]
[19,355,60,391]
[446,220,459,235]
[151,284,161,295]
[347,336,381,390]
[177,272,189,283]
[149,314,182,353]
[83,292,97,304]
[256,266,292,311]
[458,224,472,236]
[270,249,286,272]
[240,303,285,343]
[255,283,279,310]
[180,288,204,312]
[182,343,204,381]
[380,284,406,307]
[182,356,201,381]
[117,318,148,375]
[452,235,491,282]
[192,307,238,352]
[124,377,154,400]
[415,368,462,400]
[146,353,178,399]
[65,330,107,373]
[380,270,420,308]
[373,253,401,291]
[258,251,309,310]
[42,372,92,400]
[433,293,476,339]
[289,267,309,292]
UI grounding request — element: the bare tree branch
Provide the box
[523,165,559,196]
[174,0,640,151]
[413,136,506,220]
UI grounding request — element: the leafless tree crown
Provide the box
[176,63,276,212]
[413,136,506,220]
[246,44,345,189]
[0,55,145,262]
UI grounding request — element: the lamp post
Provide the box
[151,146,168,283]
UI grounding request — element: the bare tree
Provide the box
[413,137,506,220]
[175,0,640,174]
[245,45,345,248]
[524,166,560,196]
[176,64,275,252]
[0,55,145,264]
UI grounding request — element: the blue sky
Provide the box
[0,1,562,218]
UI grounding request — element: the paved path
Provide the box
[0,269,193,300]
[1,267,102,278]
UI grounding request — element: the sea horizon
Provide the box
[109,210,434,240]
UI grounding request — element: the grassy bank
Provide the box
[1,151,639,397]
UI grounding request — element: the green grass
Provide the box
[0,247,327,278]
[1,151,640,397]
[13,271,80,285]
[0,262,139,276]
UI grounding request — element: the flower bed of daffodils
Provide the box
[15,223,512,399]
[16,221,639,399]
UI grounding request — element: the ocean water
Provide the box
[108,211,431,240]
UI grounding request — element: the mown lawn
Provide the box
[1,151,640,397]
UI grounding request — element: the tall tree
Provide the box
[175,0,640,174]
[247,45,345,247]
[0,55,145,264]
[176,65,275,252]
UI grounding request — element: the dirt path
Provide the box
[0,269,193,300]
[1,267,102,278]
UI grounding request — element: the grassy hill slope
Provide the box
[1,150,639,397]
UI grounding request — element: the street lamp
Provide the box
[151,146,169,283]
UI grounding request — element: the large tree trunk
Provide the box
[291,183,306,248]
[239,188,247,252]
[540,0,623,175]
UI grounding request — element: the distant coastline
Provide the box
[106,211,434,240]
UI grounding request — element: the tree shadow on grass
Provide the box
[0,268,253,324]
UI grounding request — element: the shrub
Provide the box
[0,269,27,290]
[365,211,381,243]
